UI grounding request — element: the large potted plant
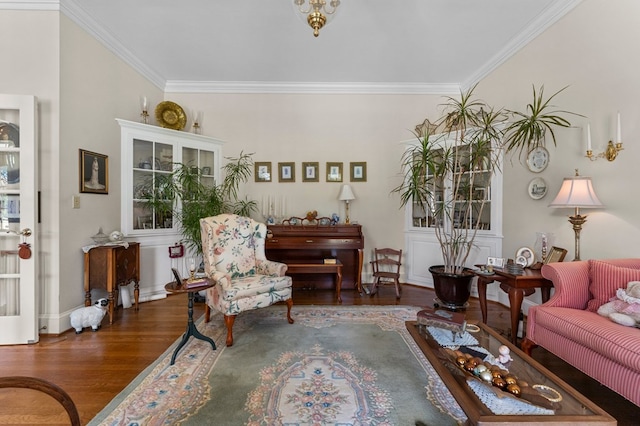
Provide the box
[139,152,255,256]
[393,84,577,309]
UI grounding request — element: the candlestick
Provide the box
[617,112,621,143]
[587,123,591,151]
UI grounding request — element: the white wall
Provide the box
[478,0,640,308]
[166,93,442,273]
[56,15,163,332]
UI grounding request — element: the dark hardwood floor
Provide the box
[0,283,637,424]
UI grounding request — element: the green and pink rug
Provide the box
[90,305,465,425]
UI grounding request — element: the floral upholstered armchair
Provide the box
[200,214,294,346]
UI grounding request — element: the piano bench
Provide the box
[284,260,343,302]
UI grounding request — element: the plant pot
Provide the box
[429,265,474,310]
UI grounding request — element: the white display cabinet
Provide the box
[401,133,503,299]
[118,119,224,301]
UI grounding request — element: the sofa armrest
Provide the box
[256,259,287,277]
[206,270,231,289]
[540,261,590,309]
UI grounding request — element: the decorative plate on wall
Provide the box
[155,101,187,130]
[528,177,548,200]
[526,146,549,173]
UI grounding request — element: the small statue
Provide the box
[498,345,513,364]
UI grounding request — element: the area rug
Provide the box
[89,305,466,425]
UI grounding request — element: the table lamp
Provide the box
[548,169,603,261]
[338,184,356,224]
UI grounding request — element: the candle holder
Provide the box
[192,120,200,134]
[141,110,149,124]
[586,141,623,162]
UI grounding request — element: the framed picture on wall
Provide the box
[79,149,108,194]
[278,162,295,182]
[350,162,367,182]
[326,162,343,182]
[255,162,272,182]
[302,162,319,182]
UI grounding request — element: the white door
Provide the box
[0,94,38,345]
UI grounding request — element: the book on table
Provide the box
[323,258,337,264]
[184,277,209,289]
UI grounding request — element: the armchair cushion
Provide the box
[587,260,640,312]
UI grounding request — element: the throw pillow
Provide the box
[587,260,640,312]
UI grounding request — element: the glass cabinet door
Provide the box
[182,146,217,188]
[132,138,174,230]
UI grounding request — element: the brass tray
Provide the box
[155,101,186,130]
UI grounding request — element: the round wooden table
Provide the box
[164,278,216,365]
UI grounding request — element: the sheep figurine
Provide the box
[70,298,108,333]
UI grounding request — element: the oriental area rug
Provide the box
[89,306,466,425]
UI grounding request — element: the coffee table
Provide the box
[406,320,615,425]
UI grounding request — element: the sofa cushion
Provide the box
[533,306,640,373]
[587,260,640,312]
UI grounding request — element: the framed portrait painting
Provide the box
[80,149,108,194]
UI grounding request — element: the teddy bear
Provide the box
[597,281,640,327]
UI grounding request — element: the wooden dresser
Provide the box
[265,224,364,292]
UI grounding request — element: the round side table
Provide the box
[165,279,216,365]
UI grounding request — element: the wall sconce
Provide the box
[585,112,623,161]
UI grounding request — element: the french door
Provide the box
[0,94,38,345]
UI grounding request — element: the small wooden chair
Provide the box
[369,248,402,299]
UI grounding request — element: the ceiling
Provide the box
[61,0,582,94]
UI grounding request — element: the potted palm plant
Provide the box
[393,84,577,309]
[139,151,255,256]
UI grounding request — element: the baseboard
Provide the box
[38,290,168,335]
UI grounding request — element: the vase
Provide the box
[429,265,474,310]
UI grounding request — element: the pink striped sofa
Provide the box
[522,258,640,407]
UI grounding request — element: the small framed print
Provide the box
[350,162,367,182]
[80,149,108,194]
[487,256,505,268]
[302,162,319,182]
[544,246,568,264]
[326,162,343,182]
[278,162,295,183]
[254,162,272,182]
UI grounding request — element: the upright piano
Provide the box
[265,223,364,293]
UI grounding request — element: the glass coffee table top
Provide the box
[406,321,615,425]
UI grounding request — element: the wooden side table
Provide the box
[165,279,216,365]
[83,242,140,324]
[474,267,552,344]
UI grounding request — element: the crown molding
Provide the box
[7,0,581,96]
[60,0,166,89]
[462,0,583,90]
[164,80,461,95]
[0,0,59,10]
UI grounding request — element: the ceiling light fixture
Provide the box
[294,0,340,37]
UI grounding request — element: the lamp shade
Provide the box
[548,176,603,208]
[338,184,355,201]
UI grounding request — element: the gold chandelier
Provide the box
[294,0,341,37]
